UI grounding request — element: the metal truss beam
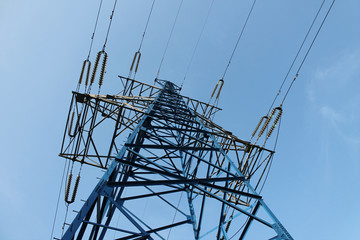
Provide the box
[60,79,293,240]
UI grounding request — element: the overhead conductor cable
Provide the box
[89,0,118,94]
[156,0,184,80]
[128,0,156,79]
[221,0,257,81]
[77,0,104,92]
[267,0,326,113]
[181,0,215,88]
[252,0,335,145]
[210,0,257,108]
[251,0,336,207]
[281,0,335,106]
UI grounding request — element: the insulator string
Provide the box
[251,116,267,139]
[98,51,108,93]
[267,107,282,138]
[64,173,73,203]
[268,0,325,113]
[89,51,102,92]
[60,160,73,237]
[221,0,257,80]
[127,1,155,80]
[259,116,282,194]
[76,0,103,92]
[281,0,335,106]
[252,0,334,145]
[181,0,215,88]
[156,0,184,79]
[87,0,118,93]
[128,51,142,79]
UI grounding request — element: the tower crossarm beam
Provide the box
[60,80,293,240]
[107,176,246,188]
[115,220,192,240]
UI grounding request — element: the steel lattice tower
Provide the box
[59,77,293,240]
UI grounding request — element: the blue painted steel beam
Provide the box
[60,80,293,240]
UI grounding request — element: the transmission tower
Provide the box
[58,77,293,240]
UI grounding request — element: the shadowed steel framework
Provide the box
[59,78,293,239]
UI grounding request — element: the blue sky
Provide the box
[0,0,359,239]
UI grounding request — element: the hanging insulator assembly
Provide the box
[210,82,219,99]
[258,108,276,138]
[84,62,92,87]
[215,79,224,100]
[65,172,81,204]
[129,51,142,76]
[70,174,81,203]
[68,111,75,137]
[251,116,268,138]
[78,61,86,85]
[65,172,73,204]
[90,51,102,86]
[267,107,282,138]
[99,52,108,87]
[79,60,91,86]
[210,79,224,100]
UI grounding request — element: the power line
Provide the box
[87,0,104,60]
[221,0,257,80]
[129,0,156,79]
[181,0,215,88]
[281,0,336,106]
[268,0,326,113]
[103,0,118,51]
[76,0,104,93]
[156,0,184,79]
[138,0,156,52]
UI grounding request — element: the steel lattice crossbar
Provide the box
[60,79,293,239]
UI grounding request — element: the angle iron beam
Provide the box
[115,220,192,240]
[82,220,141,236]
[119,189,184,201]
[239,200,261,240]
[192,185,272,228]
[107,176,245,187]
[124,143,220,151]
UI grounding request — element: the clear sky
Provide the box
[0,0,359,239]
